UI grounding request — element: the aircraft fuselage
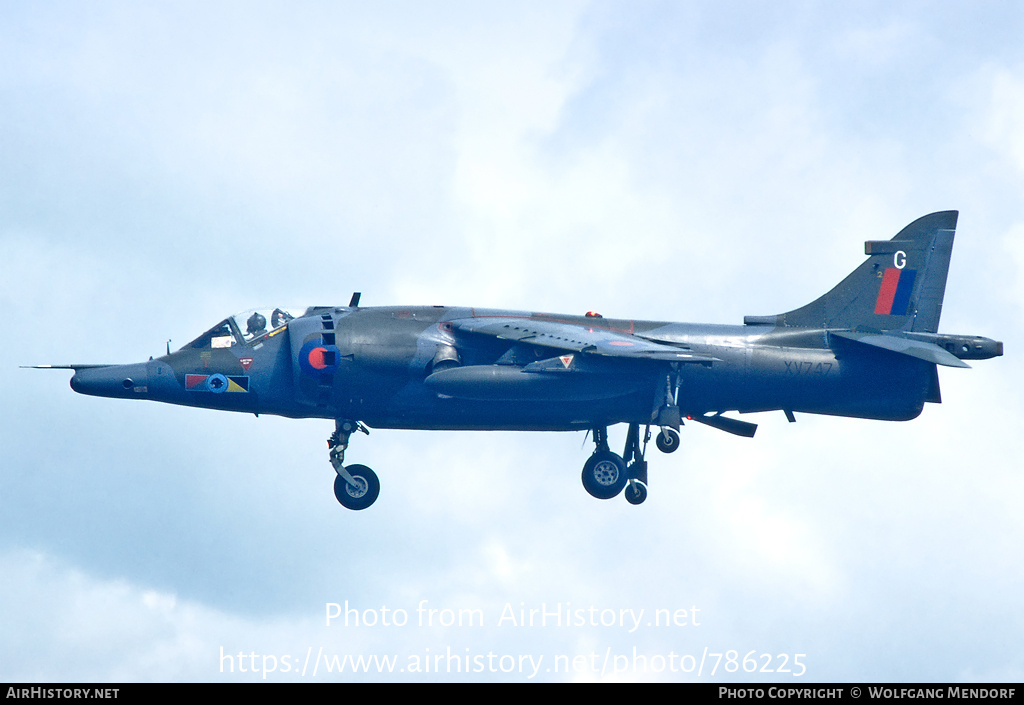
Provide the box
[49,211,1004,509]
[70,305,955,431]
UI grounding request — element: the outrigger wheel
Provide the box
[328,419,379,510]
[624,481,648,505]
[656,428,680,453]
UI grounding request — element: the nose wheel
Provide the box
[328,419,379,510]
[333,464,380,510]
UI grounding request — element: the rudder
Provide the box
[751,211,957,333]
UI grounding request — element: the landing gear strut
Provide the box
[328,419,379,510]
[581,423,661,505]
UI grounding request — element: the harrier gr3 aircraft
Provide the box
[33,211,1002,509]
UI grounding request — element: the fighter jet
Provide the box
[32,211,1002,509]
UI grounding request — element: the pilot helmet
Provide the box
[247,312,267,336]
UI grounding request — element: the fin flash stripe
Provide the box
[874,268,917,316]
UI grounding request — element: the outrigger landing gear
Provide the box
[581,423,654,505]
[656,428,680,454]
[328,419,379,510]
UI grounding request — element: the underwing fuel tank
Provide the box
[423,364,644,401]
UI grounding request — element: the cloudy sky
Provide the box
[2,1,1022,682]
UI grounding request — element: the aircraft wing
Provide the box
[448,317,717,364]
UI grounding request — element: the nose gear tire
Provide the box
[333,464,380,510]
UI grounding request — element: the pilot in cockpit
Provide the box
[246,312,268,340]
[271,308,293,328]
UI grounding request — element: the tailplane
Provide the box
[745,211,957,333]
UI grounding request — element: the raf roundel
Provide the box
[307,347,330,369]
[298,338,340,377]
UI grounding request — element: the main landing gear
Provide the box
[328,419,379,510]
[326,418,680,510]
[581,423,679,505]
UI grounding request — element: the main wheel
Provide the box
[333,464,380,510]
[624,481,648,505]
[656,428,680,454]
[581,451,628,500]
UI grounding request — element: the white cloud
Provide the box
[984,65,1024,173]
[1,549,216,681]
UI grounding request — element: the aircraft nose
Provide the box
[70,362,151,399]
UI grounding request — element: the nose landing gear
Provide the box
[327,418,678,510]
[328,419,379,510]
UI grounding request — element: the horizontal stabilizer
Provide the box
[830,331,970,368]
[690,413,758,437]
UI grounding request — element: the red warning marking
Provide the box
[239,357,254,371]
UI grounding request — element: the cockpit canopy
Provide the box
[183,308,305,350]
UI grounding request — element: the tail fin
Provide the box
[745,211,957,333]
